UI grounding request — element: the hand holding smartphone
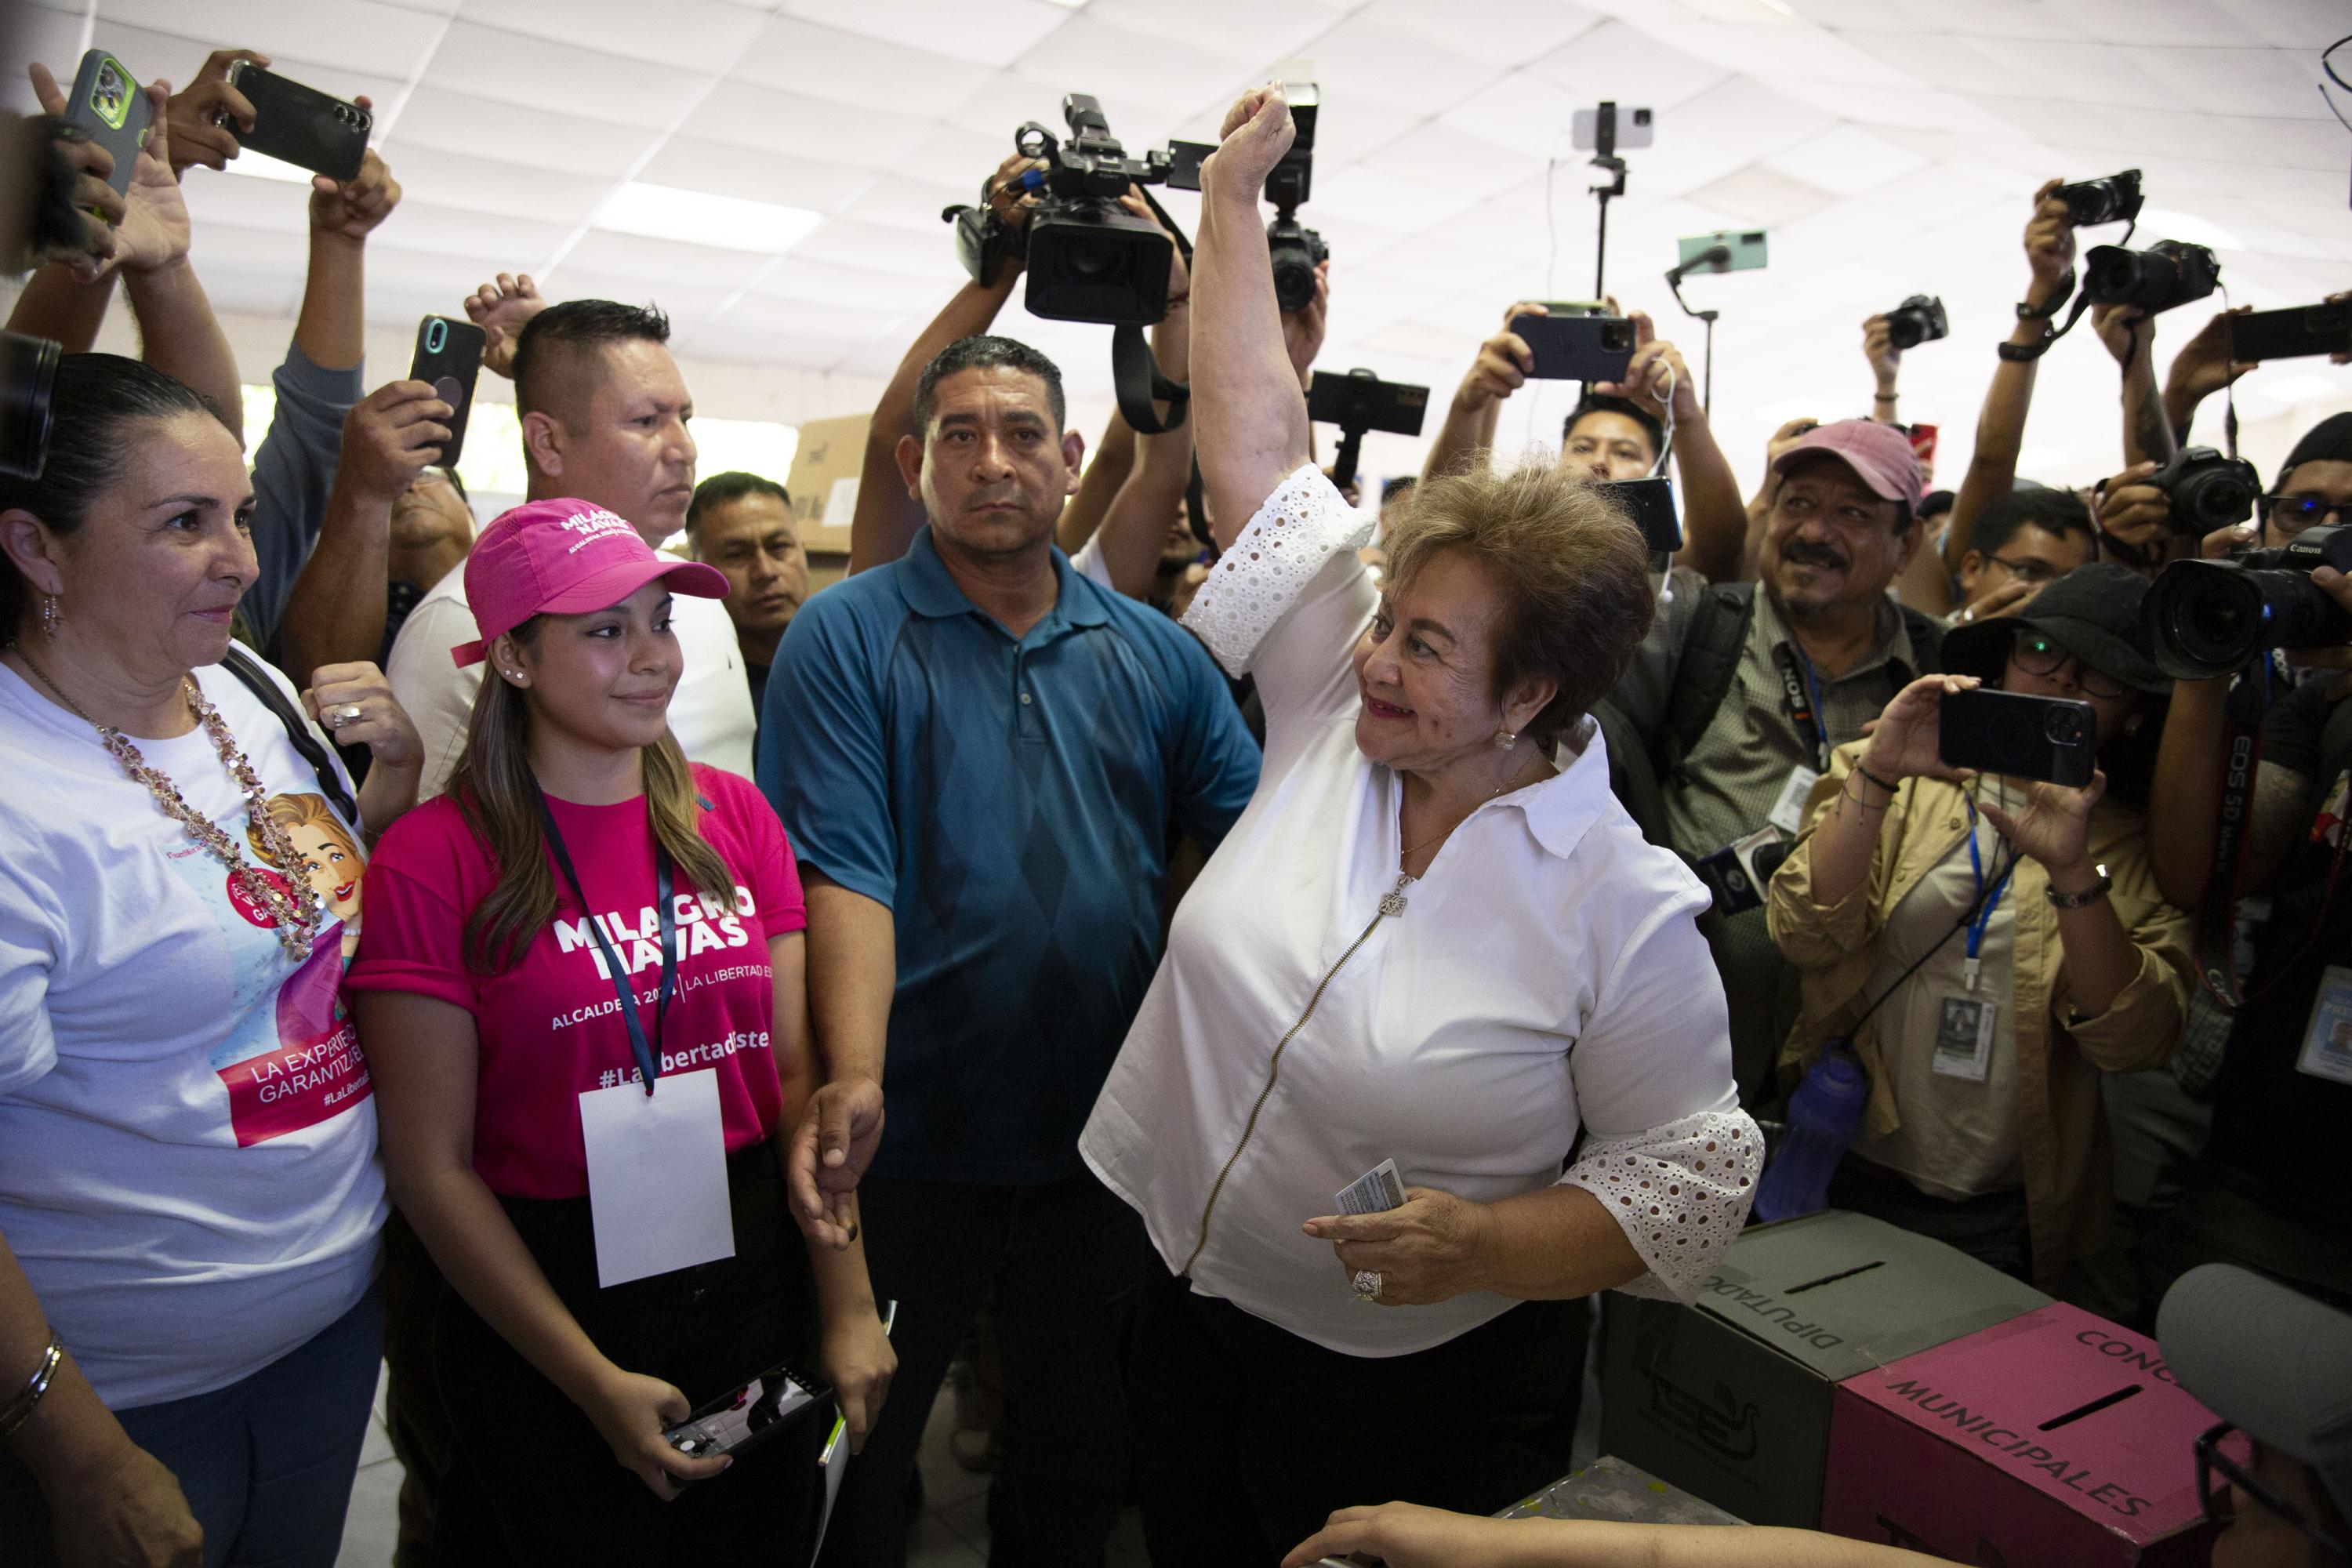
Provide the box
[663,1359,829,1465]
[408,316,486,468]
[1508,312,1637,383]
[226,63,370,180]
[1936,687,2097,789]
[64,50,154,195]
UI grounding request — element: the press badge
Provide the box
[578,1067,735,1287]
[2295,965,2352,1088]
[1933,996,1997,1082]
[1768,764,1822,835]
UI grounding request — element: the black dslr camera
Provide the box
[2053,168,2143,228]
[2148,445,2259,535]
[2144,524,2352,680]
[1262,85,1327,314]
[2084,239,2220,316]
[948,94,1178,327]
[1885,294,1948,350]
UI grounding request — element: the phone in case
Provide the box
[1937,687,2097,789]
[65,50,151,194]
[408,316,486,469]
[1510,312,1636,383]
[227,62,370,181]
[662,1359,829,1464]
[2230,301,2352,365]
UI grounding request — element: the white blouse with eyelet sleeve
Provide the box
[1080,463,1759,1358]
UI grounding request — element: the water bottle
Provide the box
[1751,1040,1868,1224]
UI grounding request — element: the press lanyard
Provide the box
[532,783,676,1096]
[1962,795,2016,993]
[1773,644,1832,774]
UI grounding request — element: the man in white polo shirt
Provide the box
[387,299,755,795]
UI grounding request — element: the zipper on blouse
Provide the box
[1179,873,1414,1279]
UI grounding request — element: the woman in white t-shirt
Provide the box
[0,355,423,1567]
[1076,88,1760,1560]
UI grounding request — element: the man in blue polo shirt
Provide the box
[761,335,1258,1567]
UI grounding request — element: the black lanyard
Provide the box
[1773,644,1832,774]
[532,783,676,1096]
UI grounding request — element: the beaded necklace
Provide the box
[10,647,323,959]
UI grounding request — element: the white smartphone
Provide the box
[1573,104,1653,151]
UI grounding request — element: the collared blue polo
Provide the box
[760,527,1261,1185]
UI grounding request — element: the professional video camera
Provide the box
[1884,294,1948,350]
[2053,168,2143,228]
[2145,524,2352,680]
[2148,445,2260,535]
[2084,239,2220,316]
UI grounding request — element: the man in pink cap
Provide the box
[1604,416,1944,1106]
[387,299,755,797]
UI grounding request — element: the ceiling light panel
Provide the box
[591,186,826,261]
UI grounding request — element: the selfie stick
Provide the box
[1665,243,1730,417]
[1589,101,1629,299]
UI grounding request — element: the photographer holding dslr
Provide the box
[1766,564,2190,1287]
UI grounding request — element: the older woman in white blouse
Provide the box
[1077,85,1761,1560]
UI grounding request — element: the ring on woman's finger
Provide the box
[331,702,364,728]
[1352,1269,1382,1302]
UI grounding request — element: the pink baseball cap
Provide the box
[1770,418,1925,513]
[449,498,728,667]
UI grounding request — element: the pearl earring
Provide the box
[1494,729,1517,750]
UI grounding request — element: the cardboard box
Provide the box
[1497,1454,1744,1525]
[1599,1210,2051,1527]
[784,412,870,556]
[1821,1303,2221,1568]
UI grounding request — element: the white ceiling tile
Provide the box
[557,230,781,292]
[1360,0,1604,61]
[755,262,953,313]
[2122,42,2335,119]
[790,217,973,281]
[530,268,739,329]
[833,173,979,237]
[1298,16,1506,112]
[2212,0,2352,48]
[427,20,710,129]
[681,82,935,172]
[1439,71,1592,158]
[1951,37,2183,110]
[184,221,309,289]
[367,201,575,267]
[180,174,315,238]
[730,17,998,110]
[1080,0,1351,67]
[457,0,768,73]
[1014,15,1258,118]
[2045,0,2247,45]
[1354,122,1554,203]
[77,0,445,78]
[777,0,1076,71]
[1649,19,1925,87]
[386,85,659,178]
[635,138,877,215]
[1526,19,1731,111]
[1686,165,1838,226]
[1762,125,1931,197]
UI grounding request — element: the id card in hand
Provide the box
[1336,1158,1406,1215]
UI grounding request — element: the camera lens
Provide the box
[0,331,61,481]
[1602,320,1634,351]
[2044,706,2086,746]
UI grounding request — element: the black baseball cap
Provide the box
[1942,561,2169,694]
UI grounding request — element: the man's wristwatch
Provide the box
[2045,866,2113,909]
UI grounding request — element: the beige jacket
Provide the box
[1765,742,2193,1290]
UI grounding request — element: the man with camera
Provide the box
[1608,419,1941,1105]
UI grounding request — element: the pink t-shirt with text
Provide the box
[350,764,802,1200]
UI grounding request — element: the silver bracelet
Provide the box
[0,1330,61,1439]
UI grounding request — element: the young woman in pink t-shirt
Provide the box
[349,499,894,1562]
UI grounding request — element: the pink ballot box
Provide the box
[1822,1303,2222,1568]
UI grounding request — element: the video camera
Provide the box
[2085,238,2220,316]
[2145,524,2352,680]
[0,329,58,480]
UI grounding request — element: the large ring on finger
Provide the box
[1352,1269,1381,1302]
[332,703,363,728]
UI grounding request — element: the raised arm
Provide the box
[1864,311,1904,426]
[1283,1507,1965,1568]
[1595,312,1746,582]
[849,153,1042,574]
[1419,302,1539,485]
[1944,179,2075,580]
[1191,85,1312,546]
[107,80,243,441]
[2160,306,2263,450]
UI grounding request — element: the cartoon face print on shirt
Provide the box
[249,793,365,957]
[162,791,374,1147]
